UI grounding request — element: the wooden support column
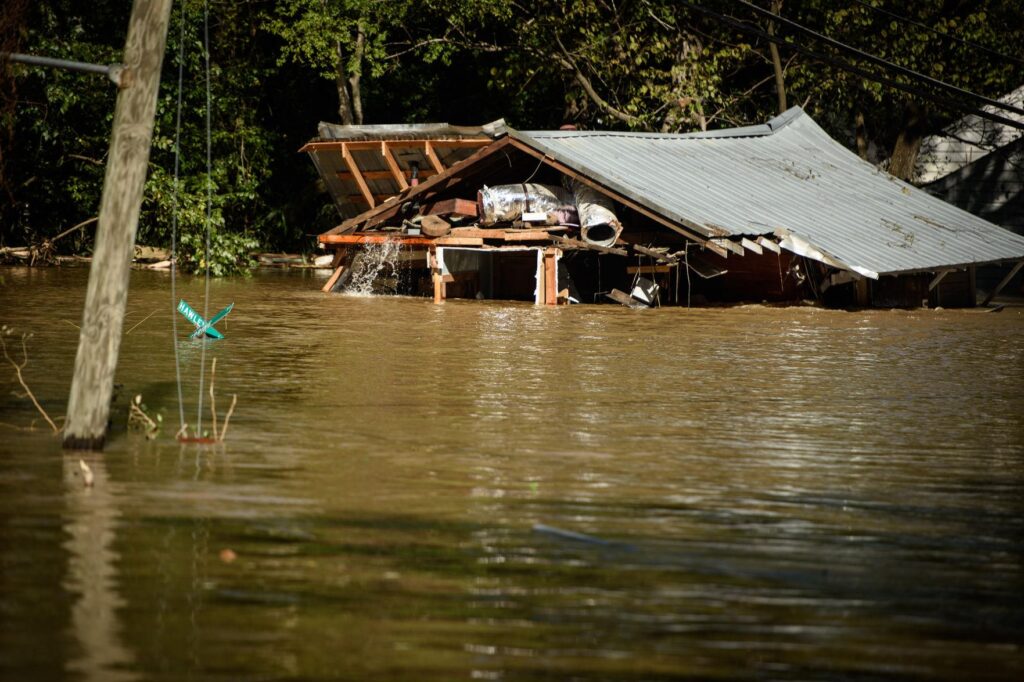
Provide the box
[430,248,445,304]
[543,248,559,306]
[342,142,375,208]
[381,141,408,191]
[63,0,173,450]
[982,260,1024,306]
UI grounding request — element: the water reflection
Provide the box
[0,268,1022,681]
[62,455,137,681]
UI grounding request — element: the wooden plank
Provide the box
[740,237,763,255]
[320,233,483,246]
[424,140,445,174]
[628,243,675,263]
[420,198,478,218]
[552,235,628,257]
[627,264,673,274]
[381,141,409,191]
[430,249,444,304]
[757,236,782,253]
[981,259,1024,306]
[928,269,952,291]
[341,142,375,209]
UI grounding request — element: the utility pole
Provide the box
[64,0,174,450]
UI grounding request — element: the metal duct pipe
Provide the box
[564,179,622,247]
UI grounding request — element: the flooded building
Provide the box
[304,108,1024,308]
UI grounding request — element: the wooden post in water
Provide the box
[63,0,174,450]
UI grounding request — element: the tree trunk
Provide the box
[335,39,355,124]
[768,0,787,114]
[855,111,869,160]
[349,25,364,125]
[889,101,928,181]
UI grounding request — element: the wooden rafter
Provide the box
[424,140,445,174]
[381,141,409,191]
[341,142,374,209]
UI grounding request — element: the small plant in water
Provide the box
[128,394,161,439]
[1,324,60,433]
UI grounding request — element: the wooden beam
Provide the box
[981,260,1024,306]
[300,138,492,152]
[320,233,484,246]
[928,269,953,291]
[757,236,781,253]
[450,227,554,241]
[341,142,375,208]
[321,265,347,293]
[64,0,174,450]
[381,141,409,191]
[424,140,445,174]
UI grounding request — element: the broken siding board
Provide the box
[341,143,375,209]
[740,237,763,255]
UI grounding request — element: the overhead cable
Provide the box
[851,0,1024,67]
[677,1,1024,132]
[735,0,1024,119]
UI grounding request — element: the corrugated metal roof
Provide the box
[514,108,1024,277]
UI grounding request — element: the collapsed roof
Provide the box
[306,107,1024,279]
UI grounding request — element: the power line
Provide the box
[677,1,1024,132]
[851,0,1024,67]
[736,0,1024,119]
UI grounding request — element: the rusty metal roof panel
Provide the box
[515,108,1024,277]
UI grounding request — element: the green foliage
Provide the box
[3,0,1023,270]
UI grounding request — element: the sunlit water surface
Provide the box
[1,267,1022,681]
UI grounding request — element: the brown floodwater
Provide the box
[1,266,1022,681]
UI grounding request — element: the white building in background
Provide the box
[914,84,1024,185]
